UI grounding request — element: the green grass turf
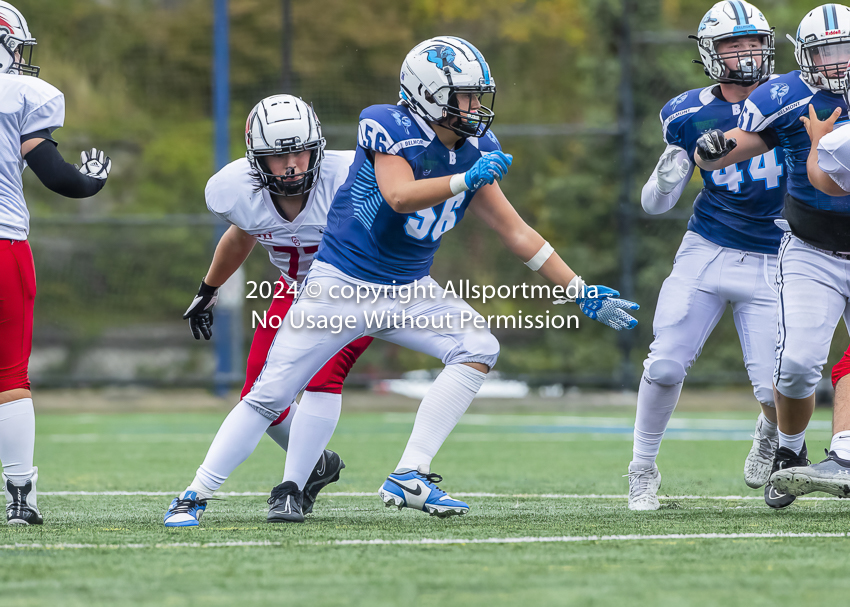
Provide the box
[0,409,847,606]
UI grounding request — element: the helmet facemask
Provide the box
[0,32,37,77]
[250,139,324,197]
[695,32,775,86]
[801,39,850,93]
[404,82,496,139]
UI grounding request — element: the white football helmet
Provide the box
[0,2,37,77]
[788,4,850,93]
[693,1,774,85]
[399,36,496,138]
[245,95,325,196]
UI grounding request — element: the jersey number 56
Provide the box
[404,193,465,241]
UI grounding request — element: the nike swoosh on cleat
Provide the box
[387,478,422,496]
[316,457,326,477]
[768,487,785,500]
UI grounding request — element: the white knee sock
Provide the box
[281,391,342,490]
[0,398,36,483]
[632,374,683,465]
[188,401,272,499]
[778,429,806,455]
[395,364,487,473]
[265,400,299,451]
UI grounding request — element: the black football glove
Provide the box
[183,281,219,340]
[695,128,737,162]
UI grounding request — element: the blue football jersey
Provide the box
[316,103,502,284]
[739,70,850,212]
[661,84,786,254]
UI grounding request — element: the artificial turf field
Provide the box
[1,407,848,606]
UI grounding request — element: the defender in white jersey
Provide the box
[0,2,111,525]
[165,96,372,527]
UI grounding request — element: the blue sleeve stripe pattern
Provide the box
[448,36,490,85]
[350,160,383,230]
[825,4,839,30]
[728,1,748,24]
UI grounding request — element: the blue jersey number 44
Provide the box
[709,150,783,193]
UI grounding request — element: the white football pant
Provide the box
[774,233,850,400]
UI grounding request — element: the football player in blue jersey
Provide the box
[695,4,850,509]
[163,35,638,525]
[766,67,850,498]
[628,1,785,511]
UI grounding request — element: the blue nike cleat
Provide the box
[164,490,207,527]
[378,467,469,517]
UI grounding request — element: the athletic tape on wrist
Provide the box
[565,274,586,302]
[524,242,555,271]
[450,173,469,196]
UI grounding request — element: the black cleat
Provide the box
[267,481,304,523]
[5,471,43,526]
[302,449,345,515]
[771,449,850,497]
[765,443,808,509]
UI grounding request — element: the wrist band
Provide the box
[564,274,586,302]
[524,241,555,271]
[199,280,220,296]
[449,173,469,196]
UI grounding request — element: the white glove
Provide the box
[654,145,690,194]
[77,148,112,180]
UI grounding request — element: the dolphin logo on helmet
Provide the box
[421,45,462,73]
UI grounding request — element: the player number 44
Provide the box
[709,150,783,193]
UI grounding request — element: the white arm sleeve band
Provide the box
[640,147,694,215]
[524,241,555,271]
[450,173,469,195]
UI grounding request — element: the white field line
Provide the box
[0,532,847,551]
[385,413,834,431]
[38,490,847,501]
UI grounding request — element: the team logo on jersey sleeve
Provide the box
[770,83,790,105]
[670,92,689,110]
[422,45,461,73]
[390,110,413,135]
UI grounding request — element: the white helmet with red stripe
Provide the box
[788,3,850,92]
[0,2,38,77]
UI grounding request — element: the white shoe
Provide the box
[626,462,661,511]
[744,415,778,489]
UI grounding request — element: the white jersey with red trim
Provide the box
[0,74,65,240]
[205,150,355,284]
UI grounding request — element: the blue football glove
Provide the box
[464,151,513,191]
[576,285,639,331]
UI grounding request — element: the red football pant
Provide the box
[0,240,36,393]
[832,344,850,389]
[241,280,372,425]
